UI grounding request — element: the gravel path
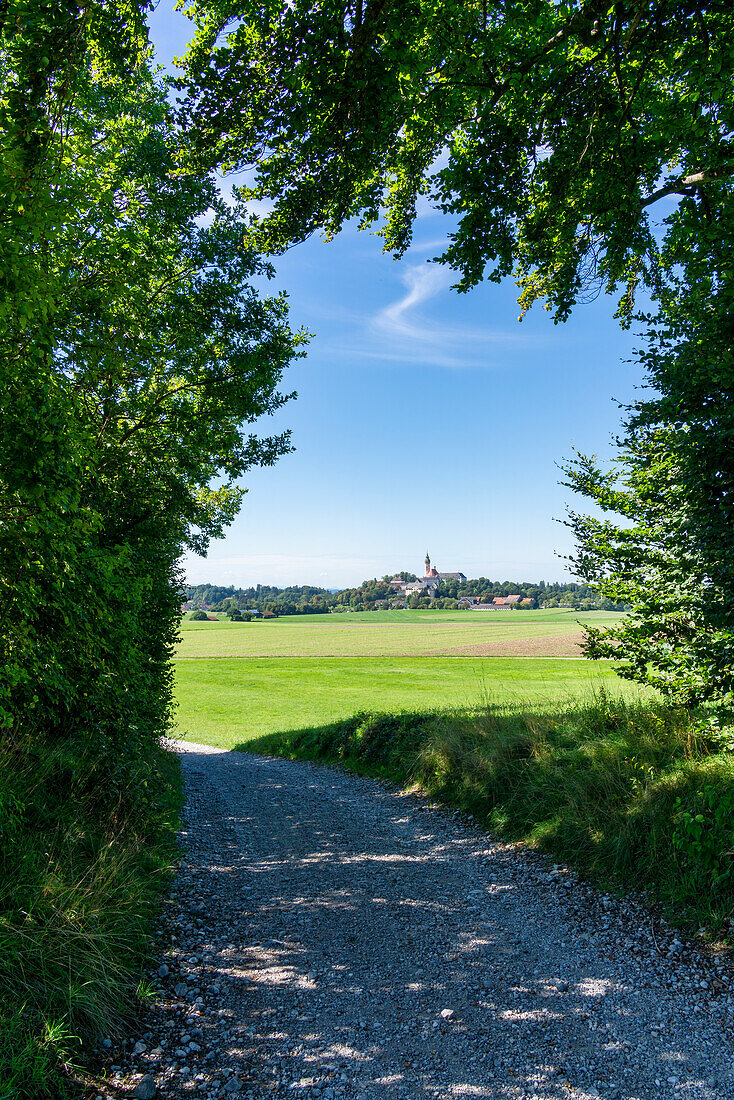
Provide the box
[107,741,734,1100]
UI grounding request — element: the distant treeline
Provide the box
[185,578,625,615]
[187,584,332,616]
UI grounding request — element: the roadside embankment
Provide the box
[249,690,734,937]
[0,738,183,1098]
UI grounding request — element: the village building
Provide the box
[464,594,531,610]
[494,594,522,607]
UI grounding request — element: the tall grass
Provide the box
[249,689,734,934]
[0,736,183,1098]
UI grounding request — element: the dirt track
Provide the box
[112,742,734,1100]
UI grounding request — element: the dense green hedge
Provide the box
[0,7,300,1093]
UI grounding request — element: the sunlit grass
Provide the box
[176,608,625,658]
[172,655,642,747]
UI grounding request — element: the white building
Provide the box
[390,553,466,598]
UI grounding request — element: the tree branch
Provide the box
[641,166,734,207]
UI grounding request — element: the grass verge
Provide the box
[247,689,734,936]
[0,737,183,1098]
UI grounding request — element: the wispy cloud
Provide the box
[362,263,557,369]
[414,193,444,219]
[409,237,452,255]
[377,265,455,341]
[244,197,276,219]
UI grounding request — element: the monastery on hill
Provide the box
[390,553,466,597]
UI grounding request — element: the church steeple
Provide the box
[425,551,431,577]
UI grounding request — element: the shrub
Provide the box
[0,18,299,1093]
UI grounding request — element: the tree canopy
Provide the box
[564,199,734,704]
[181,0,734,318]
[186,576,619,613]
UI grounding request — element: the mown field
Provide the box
[173,610,635,747]
[177,608,624,657]
[173,655,641,748]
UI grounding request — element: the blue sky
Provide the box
[150,3,643,589]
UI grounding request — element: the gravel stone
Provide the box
[112,739,734,1099]
[133,1074,156,1099]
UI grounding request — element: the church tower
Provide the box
[425,551,431,577]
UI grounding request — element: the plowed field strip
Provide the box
[425,633,584,656]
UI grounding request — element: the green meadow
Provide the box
[177,608,624,658]
[173,610,635,747]
[172,654,639,748]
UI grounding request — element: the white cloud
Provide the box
[414,192,443,219]
[409,237,452,255]
[377,265,455,341]
[363,263,557,368]
[245,197,276,219]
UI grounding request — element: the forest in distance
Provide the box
[185,577,625,615]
